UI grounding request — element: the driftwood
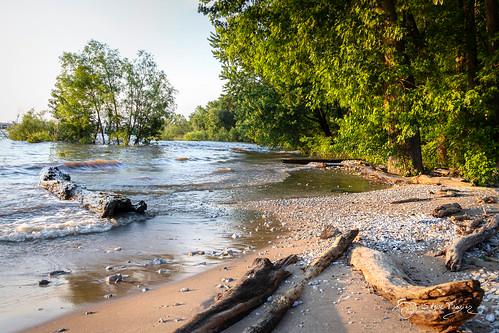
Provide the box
[281,158,345,165]
[445,214,499,271]
[174,255,298,333]
[39,166,146,218]
[432,203,463,218]
[243,229,359,333]
[351,246,483,332]
[390,197,432,204]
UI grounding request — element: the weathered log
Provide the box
[390,197,431,204]
[174,255,297,333]
[351,246,483,332]
[243,229,359,333]
[445,214,499,271]
[432,203,463,218]
[39,166,146,218]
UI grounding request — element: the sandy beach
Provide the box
[22,180,499,333]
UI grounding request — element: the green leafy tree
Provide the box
[7,110,57,143]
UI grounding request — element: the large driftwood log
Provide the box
[39,166,146,218]
[351,246,483,332]
[243,229,359,333]
[445,214,499,271]
[174,255,298,333]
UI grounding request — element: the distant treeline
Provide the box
[195,0,498,185]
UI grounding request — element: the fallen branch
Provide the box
[350,246,483,332]
[390,197,432,204]
[40,166,146,218]
[243,229,359,333]
[174,255,297,333]
[445,214,499,271]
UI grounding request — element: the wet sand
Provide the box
[22,182,499,333]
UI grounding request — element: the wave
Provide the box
[0,207,145,242]
[62,159,122,169]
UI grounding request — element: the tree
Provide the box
[49,40,176,145]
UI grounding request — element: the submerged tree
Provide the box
[50,40,176,145]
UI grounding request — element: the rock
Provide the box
[157,269,169,274]
[105,273,123,284]
[158,318,169,323]
[175,156,189,161]
[113,247,122,251]
[221,277,234,283]
[150,258,168,265]
[103,294,114,299]
[432,203,463,218]
[231,233,241,239]
[486,314,496,323]
[480,196,497,204]
[39,279,50,286]
[85,311,96,315]
[54,328,67,333]
[141,287,150,292]
[179,287,190,292]
[48,270,70,277]
[105,266,113,271]
[188,250,205,256]
[292,300,303,307]
[39,166,147,218]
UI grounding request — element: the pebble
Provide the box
[105,273,123,284]
[221,277,234,283]
[486,314,496,323]
[85,311,96,315]
[179,287,190,292]
[103,294,114,299]
[157,269,169,274]
[114,247,122,251]
[150,258,168,265]
[292,300,303,307]
[141,287,150,293]
[38,279,50,286]
[105,266,113,271]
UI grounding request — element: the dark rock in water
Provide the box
[39,279,50,286]
[39,166,147,218]
[105,273,123,284]
[48,270,70,277]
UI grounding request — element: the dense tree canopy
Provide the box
[50,40,176,145]
[199,0,498,184]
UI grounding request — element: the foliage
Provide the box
[199,0,498,180]
[161,114,191,140]
[50,40,176,145]
[7,110,57,143]
[462,150,498,186]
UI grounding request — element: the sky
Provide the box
[0,0,223,122]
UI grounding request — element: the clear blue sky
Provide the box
[0,0,223,122]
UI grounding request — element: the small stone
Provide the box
[157,269,168,274]
[292,300,303,307]
[141,287,150,292]
[85,311,96,315]
[114,247,122,251]
[486,314,496,323]
[105,273,122,284]
[54,329,67,333]
[104,294,114,299]
[158,318,168,323]
[221,277,234,283]
[179,287,190,293]
[38,279,50,286]
[105,266,113,271]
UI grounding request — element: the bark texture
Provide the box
[39,166,147,218]
[351,246,483,332]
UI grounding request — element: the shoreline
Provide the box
[22,180,499,333]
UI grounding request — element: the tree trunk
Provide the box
[314,108,332,137]
[486,0,498,52]
[463,0,478,86]
[243,230,358,333]
[39,167,147,218]
[382,0,423,176]
[351,246,483,332]
[174,255,298,333]
[445,214,499,271]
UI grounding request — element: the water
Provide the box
[0,139,385,332]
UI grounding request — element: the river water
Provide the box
[0,139,385,332]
